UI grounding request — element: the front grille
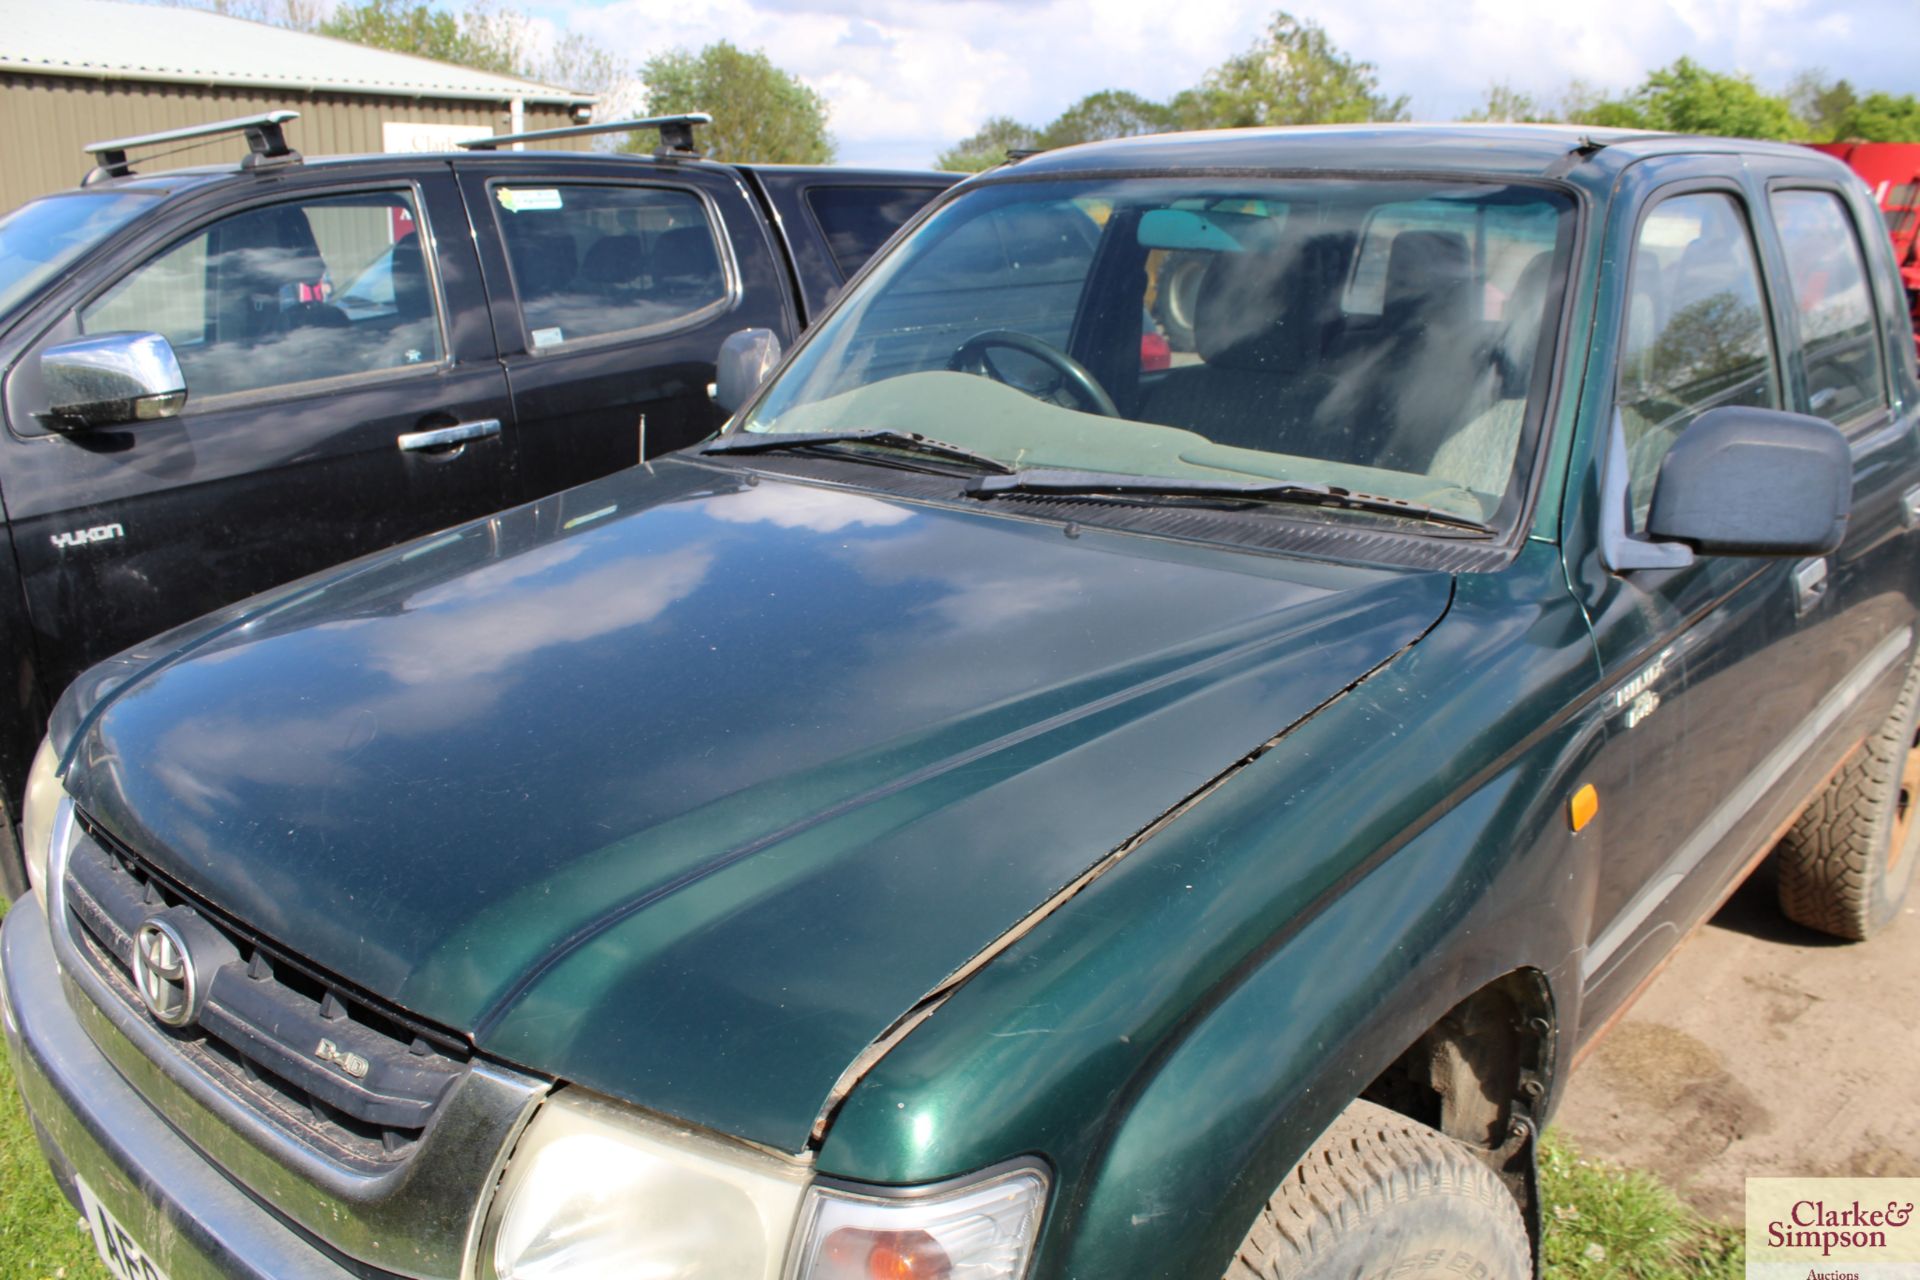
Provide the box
[62,815,470,1171]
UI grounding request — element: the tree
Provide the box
[634,42,834,164]
[320,0,506,73]
[1788,71,1859,141]
[1834,91,1920,142]
[936,116,1041,172]
[1169,12,1408,130]
[165,0,324,29]
[1038,91,1175,148]
[1460,84,1551,124]
[1568,58,1803,140]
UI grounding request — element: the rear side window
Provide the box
[1769,189,1888,425]
[805,186,942,279]
[80,190,442,402]
[1618,192,1779,526]
[492,184,729,349]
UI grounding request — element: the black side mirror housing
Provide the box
[711,328,782,416]
[1645,406,1852,557]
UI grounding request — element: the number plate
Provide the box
[76,1176,174,1280]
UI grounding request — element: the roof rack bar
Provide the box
[84,110,301,180]
[459,113,712,157]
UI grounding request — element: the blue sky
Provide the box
[474,1,1916,166]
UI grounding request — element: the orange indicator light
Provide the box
[1569,783,1598,832]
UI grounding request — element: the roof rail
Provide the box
[83,111,301,183]
[459,113,712,158]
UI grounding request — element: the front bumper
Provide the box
[2,892,364,1279]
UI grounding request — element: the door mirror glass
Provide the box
[1645,406,1852,556]
[41,330,186,429]
[712,328,782,414]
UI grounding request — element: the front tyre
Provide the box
[1775,655,1920,940]
[1223,1100,1529,1280]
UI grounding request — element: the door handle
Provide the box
[1902,485,1920,530]
[397,418,501,452]
[1792,556,1829,617]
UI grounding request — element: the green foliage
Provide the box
[1539,1133,1744,1280]
[1169,12,1409,129]
[320,0,511,74]
[935,9,1406,166]
[1788,71,1859,141]
[1567,58,1804,140]
[1462,84,1553,124]
[936,116,1042,172]
[635,42,834,165]
[1038,91,1175,149]
[1835,92,1920,142]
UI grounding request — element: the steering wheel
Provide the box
[947,329,1120,418]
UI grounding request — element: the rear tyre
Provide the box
[1776,655,1920,940]
[1223,1100,1529,1280]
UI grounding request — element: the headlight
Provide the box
[788,1164,1048,1280]
[485,1090,811,1280]
[18,736,71,900]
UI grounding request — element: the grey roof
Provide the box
[1008,122,1825,180]
[0,0,594,105]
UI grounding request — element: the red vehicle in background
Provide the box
[1810,142,1920,359]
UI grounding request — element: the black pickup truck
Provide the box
[0,111,954,888]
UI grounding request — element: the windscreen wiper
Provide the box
[965,469,1496,535]
[701,428,1016,475]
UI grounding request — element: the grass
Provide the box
[1540,1131,1745,1280]
[0,903,105,1280]
[0,893,1741,1280]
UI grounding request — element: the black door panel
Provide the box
[0,173,510,704]
[458,163,796,505]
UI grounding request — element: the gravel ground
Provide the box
[1553,864,1920,1224]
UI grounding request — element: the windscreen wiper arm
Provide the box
[702,428,1016,475]
[965,469,1496,535]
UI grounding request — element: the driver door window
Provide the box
[81,191,442,402]
[1617,193,1779,525]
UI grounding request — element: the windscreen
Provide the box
[0,191,157,320]
[743,177,1576,528]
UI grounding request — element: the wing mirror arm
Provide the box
[1599,408,1695,574]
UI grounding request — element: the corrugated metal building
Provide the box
[0,0,597,210]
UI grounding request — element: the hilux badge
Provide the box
[132,918,196,1028]
[315,1038,371,1079]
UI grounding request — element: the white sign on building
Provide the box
[382,122,494,153]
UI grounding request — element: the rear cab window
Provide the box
[490,183,732,351]
[804,186,945,280]
[1768,187,1889,428]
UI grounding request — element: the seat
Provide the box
[581,234,650,301]
[651,225,723,305]
[1427,251,1554,496]
[1139,234,1348,454]
[1368,230,1492,474]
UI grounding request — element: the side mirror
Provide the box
[41,331,186,429]
[711,328,782,415]
[1645,406,1851,556]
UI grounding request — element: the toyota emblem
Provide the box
[132,917,196,1028]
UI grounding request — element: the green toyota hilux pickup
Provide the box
[6,124,1919,1280]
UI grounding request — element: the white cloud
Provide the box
[539,0,1909,167]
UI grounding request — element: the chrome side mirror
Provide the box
[42,331,186,429]
[711,328,782,415]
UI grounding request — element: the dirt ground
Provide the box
[1553,866,1920,1224]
